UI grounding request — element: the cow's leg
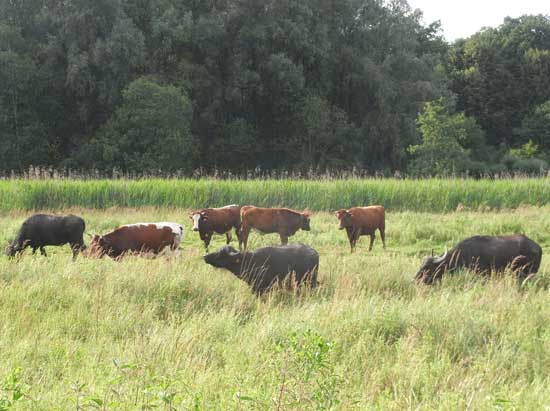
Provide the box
[279,233,289,245]
[239,225,250,251]
[70,243,83,260]
[353,232,361,252]
[204,234,212,252]
[234,226,242,248]
[70,243,80,259]
[40,247,47,257]
[77,237,86,253]
[346,228,356,253]
[226,231,232,244]
[380,227,386,249]
[368,233,375,251]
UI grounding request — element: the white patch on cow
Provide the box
[191,214,201,231]
[155,222,183,248]
[222,204,239,208]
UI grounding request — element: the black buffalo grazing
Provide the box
[203,244,319,294]
[414,235,542,284]
[6,214,86,260]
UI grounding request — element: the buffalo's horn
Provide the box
[434,247,449,264]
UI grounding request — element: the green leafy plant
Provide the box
[270,330,341,411]
[0,368,27,411]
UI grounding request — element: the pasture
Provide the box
[0,204,548,410]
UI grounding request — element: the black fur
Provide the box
[7,214,86,260]
[415,235,542,284]
[204,243,319,294]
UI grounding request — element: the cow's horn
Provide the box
[434,247,449,264]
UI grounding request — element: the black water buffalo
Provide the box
[414,235,542,284]
[6,214,86,260]
[203,244,319,294]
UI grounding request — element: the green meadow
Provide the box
[0,202,548,410]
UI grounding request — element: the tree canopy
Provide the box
[0,1,549,175]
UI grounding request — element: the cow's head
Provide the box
[5,239,28,257]
[5,240,18,257]
[189,211,207,232]
[414,248,449,284]
[301,212,311,231]
[334,209,352,230]
[87,234,107,257]
[203,245,242,269]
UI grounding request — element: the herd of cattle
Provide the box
[4,205,543,294]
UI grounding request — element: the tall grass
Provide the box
[0,178,548,211]
[0,208,548,410]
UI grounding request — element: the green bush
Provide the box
[511,158,549,175]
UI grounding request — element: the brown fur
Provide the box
[335,206,386,253]
[239,206,311,250]
[189,205,241,250]
[88,224,179,259]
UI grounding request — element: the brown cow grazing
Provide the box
[335,206,386,253]
[239,206,311,250]
[189,205,241,251]
[88,222,183,259]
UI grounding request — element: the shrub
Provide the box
[511,158,549,175]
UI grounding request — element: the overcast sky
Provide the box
[407,0,549,42]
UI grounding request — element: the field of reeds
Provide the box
[0,200,549,410]
[0,177,548,212]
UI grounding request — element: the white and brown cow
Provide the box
[189,205,241,250]
[88,222,183,259]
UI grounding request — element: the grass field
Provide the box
[0,206,548,410]
[0,177,548,211]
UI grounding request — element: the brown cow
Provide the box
[239,206,311,250]
[88,222,183,259]
[335,206,386,253]
[189,204,241,251]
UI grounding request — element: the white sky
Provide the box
[407,0,549,41]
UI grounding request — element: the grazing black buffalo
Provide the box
[414,235,542,284]
[203,244,319,294]
[6,214,86,260]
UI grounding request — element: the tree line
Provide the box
[1,0,549,176]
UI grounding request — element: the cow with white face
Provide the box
[189,205,241,251]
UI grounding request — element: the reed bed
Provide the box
[0,178,548,211]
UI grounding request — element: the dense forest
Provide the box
[1,0,549,176]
